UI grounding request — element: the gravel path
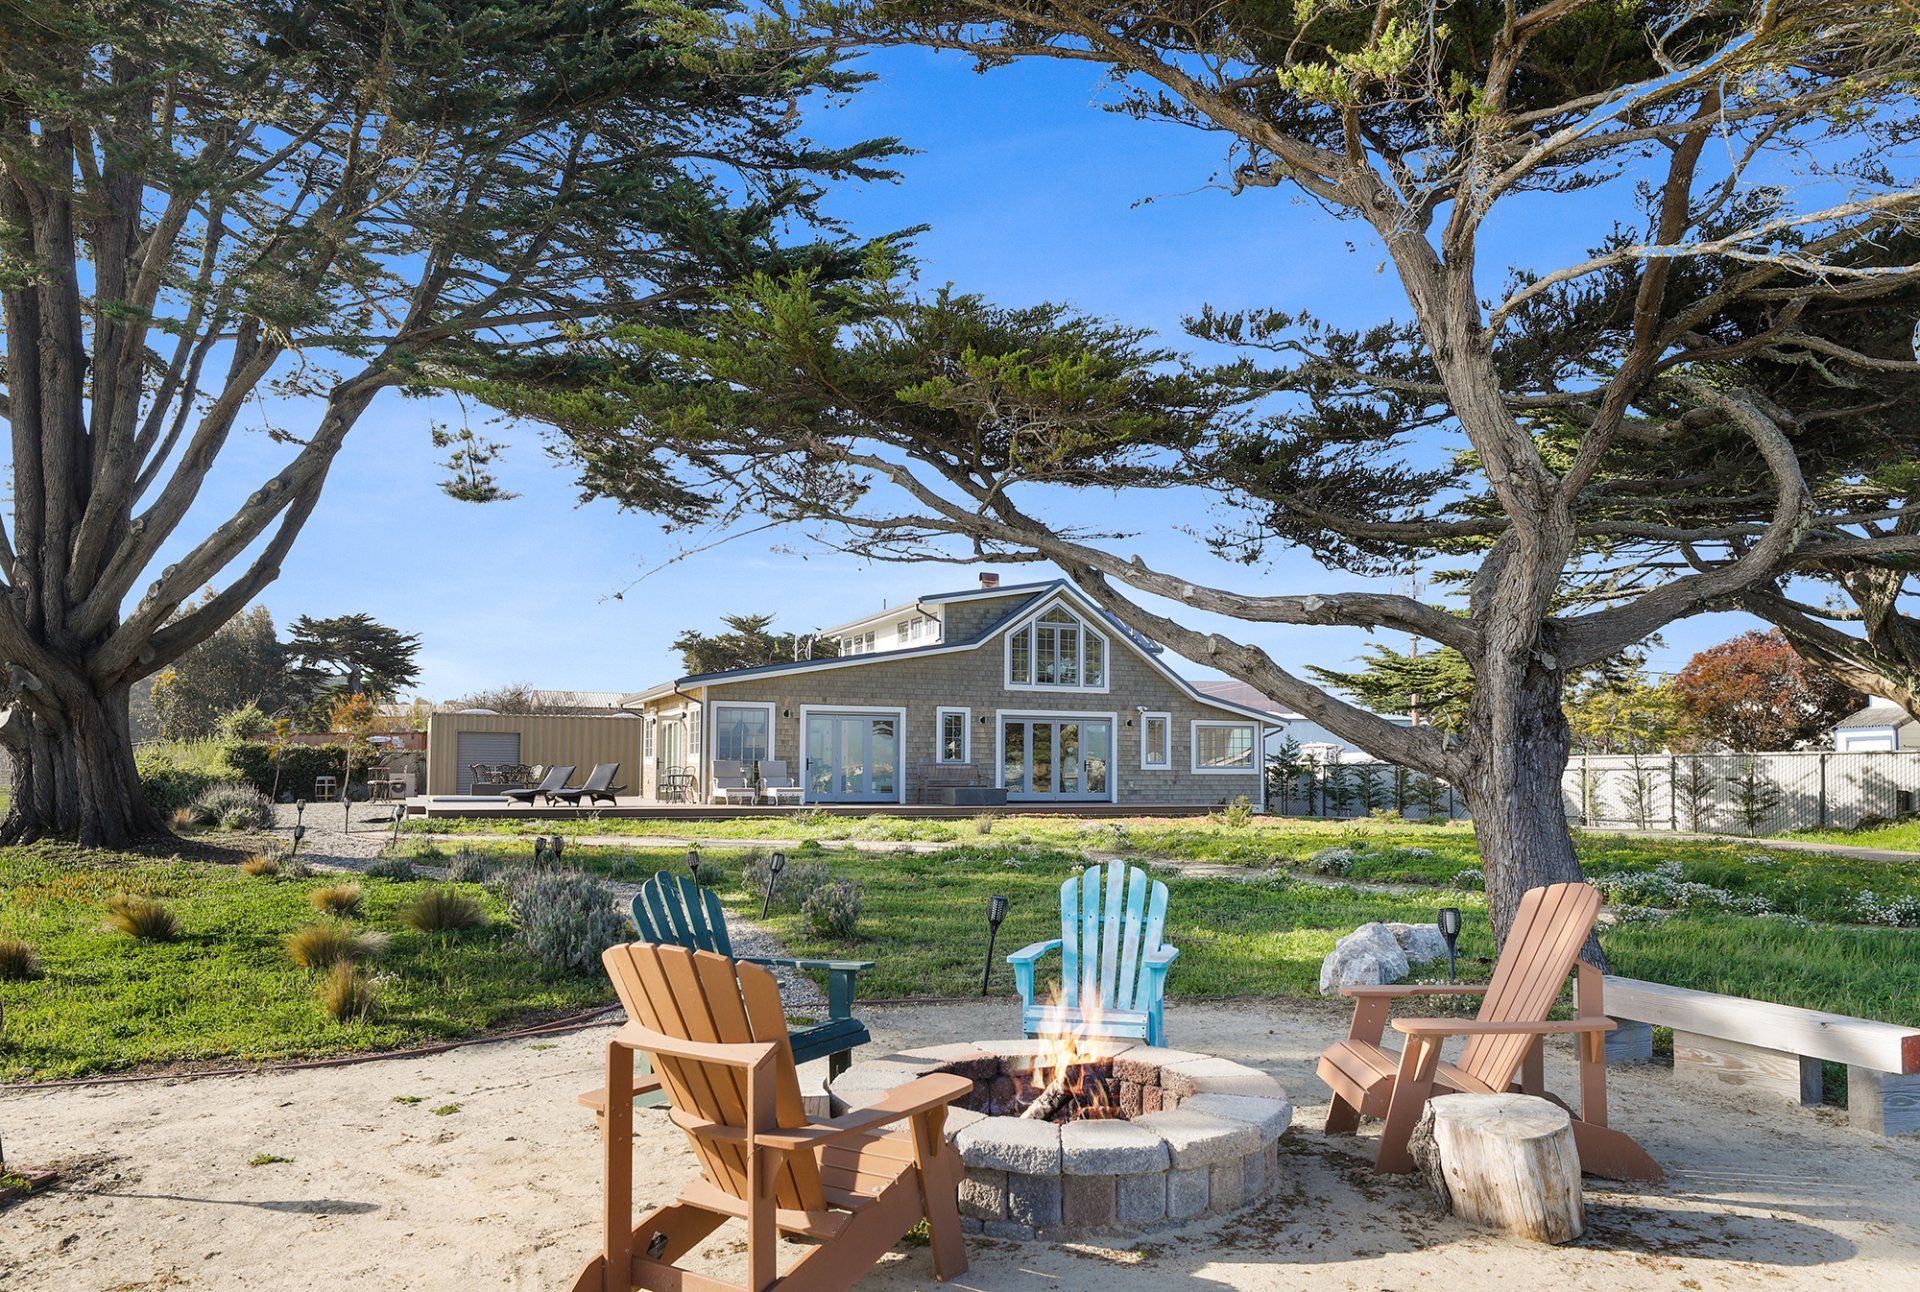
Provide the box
[5,997,1914,1290]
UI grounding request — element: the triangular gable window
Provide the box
[1007,601,1107,689]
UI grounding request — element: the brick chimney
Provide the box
[978,572,1000,589]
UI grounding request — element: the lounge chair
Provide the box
[571,943,969,1292]
[551,761,624,807]
[711,758,760,805]
[504,764,573,807]
[758,758,805,806]
[1317,880,1662,1180]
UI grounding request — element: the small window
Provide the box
[713,704,771,763]
[937,707,970,763]
[1192,720,1256,773]
[897,620,911,644]
[1141,713,1171,769]
[643,717,655,757]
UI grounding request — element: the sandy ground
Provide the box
[5,998,1917,1290]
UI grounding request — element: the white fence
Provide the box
[1563,751,1920,836]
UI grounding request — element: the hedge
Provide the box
[137,738,379,812]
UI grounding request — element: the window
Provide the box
[713,703,772,763]
[937,707,970,763]
[1006,601,1109,690]
[1192,720,1257,773]
[897,620,911,644]
[841,630,877,656]
[1140,712,1171,769]
[643,717,655,758]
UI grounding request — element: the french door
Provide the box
[1002,717,1113,801]
[803,711,901,802]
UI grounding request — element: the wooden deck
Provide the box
[403,796,1222,821]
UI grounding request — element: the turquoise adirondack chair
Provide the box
[629,871,873,1076]
[1007,862,1179,1046]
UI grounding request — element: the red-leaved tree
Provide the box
[1673,631,1866,752]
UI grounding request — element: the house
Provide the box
[622,574,1278,808]
[1190,678,1415,760]
[1830,699,1920,752]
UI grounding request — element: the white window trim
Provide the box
[936,706,971,763]
[708,700,776,768]
[994,708,1121,804]
[796,704,909,805]
[1001,597,1112,694]
[1190,719,1258,774]
[1139,711,1172,770]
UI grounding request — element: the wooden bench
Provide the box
[1602,976,1920,1136]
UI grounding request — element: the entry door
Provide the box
[1002,718,1111,800]
[803,712,899,802]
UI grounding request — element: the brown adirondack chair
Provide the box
[572,942,971,1292]
[1318,881,1663,1181]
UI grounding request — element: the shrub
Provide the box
[189,782,273,830]
[224,740,371,799]
[240,854,280,877]
[443,848,492,883]
[503,869,626,974]
[399,887,487,934]
[1217,797,1253,829]
[802,878,863,939]
[287,921,388,970]
[103,894,179,941]
[309,883,364,916]
[1451,867,1485,890]
[743,853,830,909]
[319,962,378,1021]
[282,858,313,878]
[1306,845,1359,877]
[0,938,38,980]
[136,739,233,814]
[363,857,416,881]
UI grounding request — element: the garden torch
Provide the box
[982,895,1010,995]
[686,848,702,886]
[761,851,787,920]
[1437,906,1462,982]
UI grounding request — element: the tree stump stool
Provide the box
[1408,1093,1584,1243]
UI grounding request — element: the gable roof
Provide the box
[1833,700,1918,730]
[623,581,1275,722]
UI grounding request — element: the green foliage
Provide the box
[287,614,422,707]
[148,604,293,740]
[743,852,831,909]
[363,857,416,881]
[674,612,836,676]
[189,782,274,830]
[1310,647,1475,732]
[103,894,179,942]
[801,877,864,938]
[503,869,627,974]
[135,741,234,814]
[225,739,366,799]
[1727,756,1786,837]
[443,848,493,884]
[398,887,488,934]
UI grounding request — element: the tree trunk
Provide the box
[1,673,165,848]
[1456,656,1603,967]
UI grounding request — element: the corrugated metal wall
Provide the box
[425,712,644,795]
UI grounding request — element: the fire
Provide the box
[1021,983,1117,1121]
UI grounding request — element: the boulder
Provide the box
[1318,922,1410,996]
[1386,921,1450,965]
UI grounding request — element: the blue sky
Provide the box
[142,47,1758,702]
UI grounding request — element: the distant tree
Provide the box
[1567,671,1688,756]
[673,614,836,677]
[288,615,422,706]
[448,682,570,715]
[1266,736,1305,815]
[1674,631,1866,752]
[1351,762,1387,816]
[148,604,292,740]
[1409,771,1449,823]
[1727,756,1785,837]
[1308,648,1473,733]
[1673,758,1717,834]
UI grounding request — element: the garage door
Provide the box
[454,732,521,794]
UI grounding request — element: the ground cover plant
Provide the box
[0,844,607,1080]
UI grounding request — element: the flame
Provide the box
[1027,982,1114,1117]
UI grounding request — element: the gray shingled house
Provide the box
[624,576,1279,809]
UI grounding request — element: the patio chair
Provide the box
[711,758,761,806]
[570,943,969,1292]
[628,870,872,1078]
[1008,862,1178,1047]
[1318,881,1663,1180]
[504,764,574,807]
[758,758,805,806]
[551,761,625,807]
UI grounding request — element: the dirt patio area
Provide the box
[4,997,1916,1290]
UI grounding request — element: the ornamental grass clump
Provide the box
[240,854,279,877]
[399,886,486,934]
[103,894,179,942]
[503,868,625,974]
[319,962,379,1021]
[287,921,388,970]
[802,878,863,939]
[0,937,38,980]
[309,883,363,917]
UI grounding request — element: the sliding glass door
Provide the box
[1002,717,1112,800]
[803,711,900,802]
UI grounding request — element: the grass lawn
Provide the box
[0,842,609,1081]
[1784,817,1920,852]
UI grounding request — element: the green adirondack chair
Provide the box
[629,871,873,1077]
[1008,862,1178,1046]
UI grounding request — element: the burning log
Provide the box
[1020,1075,1075,1122]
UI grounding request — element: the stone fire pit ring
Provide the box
[827,1039,1293,1241]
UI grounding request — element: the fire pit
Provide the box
[828,1037,1292,1241]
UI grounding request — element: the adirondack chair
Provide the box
[1318,881,1663,1181]
[631,871,872,1077]
[572,943,969,1292]
[1007,862,1178,1046]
